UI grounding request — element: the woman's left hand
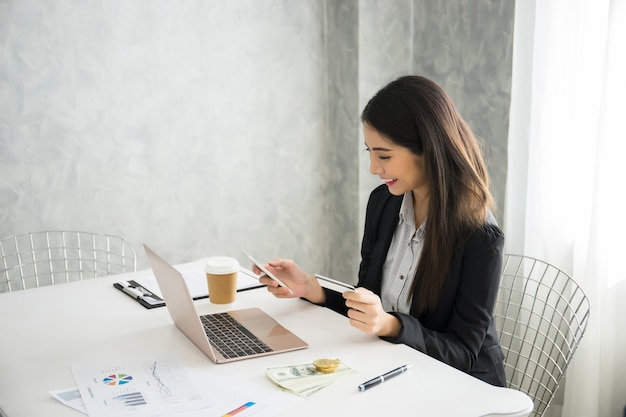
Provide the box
[343,288,401,338]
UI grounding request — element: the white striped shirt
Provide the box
[380,192,426,314]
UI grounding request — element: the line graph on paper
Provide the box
[150,360,173,397]
[148,358,202,402]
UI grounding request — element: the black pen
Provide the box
[358,364,412,392]
[117,281,161,306]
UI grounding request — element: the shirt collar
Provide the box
[399,192,415,227]
[400,193,427,238]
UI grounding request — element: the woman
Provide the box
[256,75,506,386]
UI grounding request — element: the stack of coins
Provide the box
[313,359,340,373]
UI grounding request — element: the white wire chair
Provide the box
[0,231,137,293]
[494,254,591,417]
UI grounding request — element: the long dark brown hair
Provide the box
[361,75,494,313]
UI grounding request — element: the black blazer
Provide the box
[324,185,506,386]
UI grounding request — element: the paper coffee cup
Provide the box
[204,257,239,304]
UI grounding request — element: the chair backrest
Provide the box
[494,254,590,417]
[0,231,137,293]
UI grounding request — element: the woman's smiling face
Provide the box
[364,123,428,198]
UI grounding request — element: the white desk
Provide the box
[0,265,533,417]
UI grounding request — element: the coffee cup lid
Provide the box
[204,256,239,274]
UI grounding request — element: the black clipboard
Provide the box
[113,269,265,309]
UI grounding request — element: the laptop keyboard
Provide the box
[200,313,273,359]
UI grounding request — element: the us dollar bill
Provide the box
[265,361,356,397]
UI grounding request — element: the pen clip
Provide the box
[122,285,144,299]
[118,281,161,305]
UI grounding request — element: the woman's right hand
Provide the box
[252,258,326,304]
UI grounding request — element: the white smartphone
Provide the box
[314,274,356,291]
[243,251,294,295]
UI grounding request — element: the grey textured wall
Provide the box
[1,1,331,275]
[358,0,514,228]
[0,0,514,284]
[411,0,514,222]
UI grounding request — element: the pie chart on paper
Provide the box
[103,374,134,385]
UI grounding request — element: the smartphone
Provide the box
[314,274,356,291]
[243,251,294,295]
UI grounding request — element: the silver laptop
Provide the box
[143,244,308,363]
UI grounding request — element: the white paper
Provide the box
[67,353,302,417]
[50,387,87,414]
[133,261,263,299]
[71,354,214,417]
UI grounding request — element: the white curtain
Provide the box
[505,0,626,416]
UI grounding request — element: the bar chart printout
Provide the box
[71,354,214,417]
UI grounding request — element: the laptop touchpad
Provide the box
[247,318,290,338]
[229,308,290,337]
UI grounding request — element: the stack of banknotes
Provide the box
[265,360,356,398]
